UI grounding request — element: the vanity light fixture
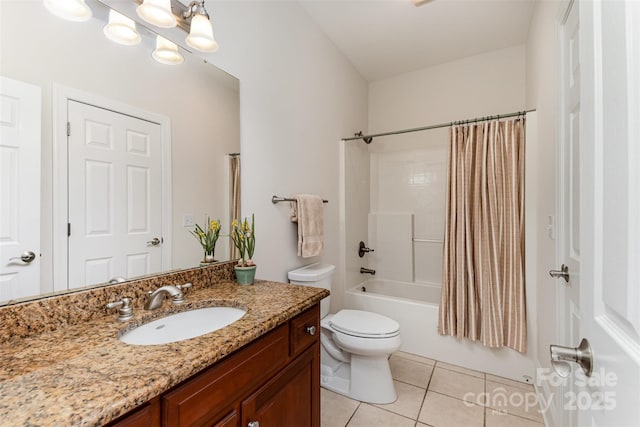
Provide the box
[43,0,92,22]
[183,1,218,53]
[152,35,184,65]
[137,0,177,28]
[103,10,141,46]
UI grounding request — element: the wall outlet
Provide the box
[183,214,195,227]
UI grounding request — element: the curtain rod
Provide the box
[342,108,536,143]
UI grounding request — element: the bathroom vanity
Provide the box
[0,262,328,426]
[109,305,320,427]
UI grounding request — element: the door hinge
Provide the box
[67,223,71,237]
[67,122,71,137]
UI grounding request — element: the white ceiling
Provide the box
[299,0,535,82]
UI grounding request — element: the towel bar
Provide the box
[272,195,328,204]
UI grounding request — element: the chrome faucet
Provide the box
[144,285,185,310]
[360,267,376,275]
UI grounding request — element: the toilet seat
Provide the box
[328,309,400,339]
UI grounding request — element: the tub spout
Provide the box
[360,267,376,275]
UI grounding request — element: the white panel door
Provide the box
[577,1,640,425]
[67,100,162,289]
[0,76,41,302]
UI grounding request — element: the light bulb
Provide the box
[152,36,184,65]
[185,13,218,53]
[43,0,92,22]
[103,10,141,46]
[137,0,177,28]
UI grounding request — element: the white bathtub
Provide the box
[345,278,533,382]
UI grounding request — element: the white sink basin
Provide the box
[120,306,246,345]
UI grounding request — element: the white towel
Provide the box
[290,194,324,258]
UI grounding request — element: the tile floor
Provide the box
[321,351,545,427]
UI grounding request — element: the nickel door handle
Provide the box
[549,264,569,282]
[147,237,161,246]
[306,326,317,335]
[9,251,36,264]
[550,338,593,377]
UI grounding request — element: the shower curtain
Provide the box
[229,154,241,260]
[438,117,526,353]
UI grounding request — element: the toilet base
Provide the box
[320,354,397,404]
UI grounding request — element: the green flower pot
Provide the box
[234,265,257,285]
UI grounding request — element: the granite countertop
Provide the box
[0,280,328,426]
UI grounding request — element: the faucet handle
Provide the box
[176,282,192,292]
[106,297,134,321]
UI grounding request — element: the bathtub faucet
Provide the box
[360,267,376,275]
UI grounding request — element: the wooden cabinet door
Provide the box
[241,343,319,427]
[107,397,160,427]
[162,325,289,427]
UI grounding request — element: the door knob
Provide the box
[549,264,570,282]
[247,422,260,427]
[147,237,161,246]
[9,251,36,264]
[550,338,593,377]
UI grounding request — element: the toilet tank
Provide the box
[288,263,335,318]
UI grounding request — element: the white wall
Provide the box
[526,1,562,424]
[369,45,526,133]
[364,46,536,380]
[205,1,369,312]
[0,1,239,293]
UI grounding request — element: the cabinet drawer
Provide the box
[290,305,320,357]
[162,324,289,427]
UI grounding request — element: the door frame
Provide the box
[554,0,580,425]
[52,83,172,291]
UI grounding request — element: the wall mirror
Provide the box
[0,0,240,305]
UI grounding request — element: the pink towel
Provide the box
[290,194,324,258]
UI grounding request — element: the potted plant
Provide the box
[190,217,221,265]
[230,214,256,285]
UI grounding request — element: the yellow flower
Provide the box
[210,220,220,232]
[231,219,239,228]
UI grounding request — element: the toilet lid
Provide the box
[329,309,400,338]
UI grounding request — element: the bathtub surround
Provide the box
[367,212,414,282]
[439,118,527,353]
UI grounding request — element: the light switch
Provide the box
[183,214,195,227]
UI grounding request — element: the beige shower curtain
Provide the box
[229,154,241,260]
[438,117,526,353]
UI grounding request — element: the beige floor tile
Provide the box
[428,367,485,403]
[346,404,415,427]
[418,391,484,427]
[321,388,360,427]
[374,380,426,419]
[485,380,544,423]
[394,351,436,365]
[486,373,534,391]
[389,355,434,388]
[485,410,544,427]
[436,361,485,379]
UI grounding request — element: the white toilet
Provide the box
[288,263,401,404]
